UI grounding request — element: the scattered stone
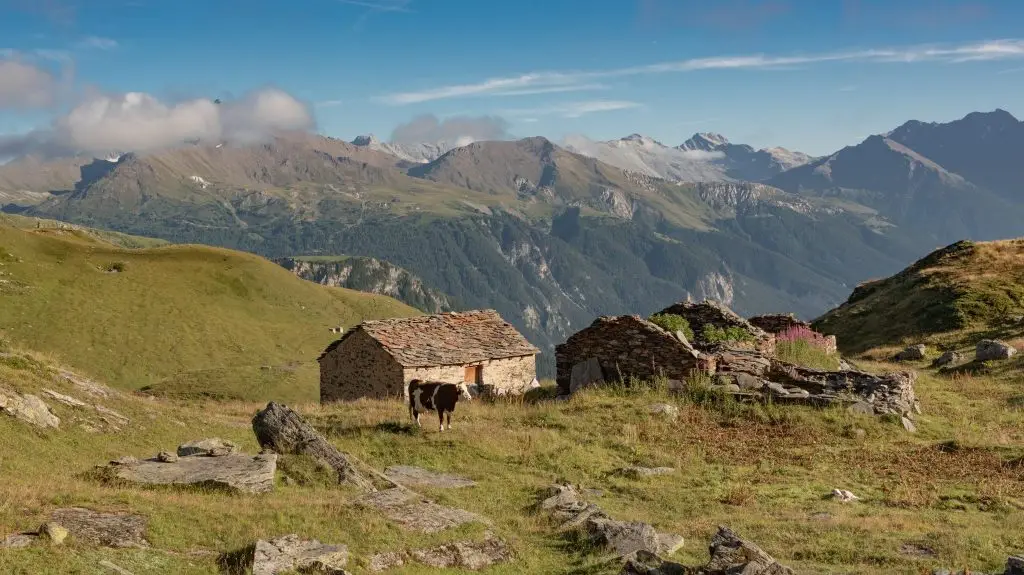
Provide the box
[647,403,679,420]
[58,369,112,398]
[251,534,348,575]
[0,387,59,428]
[621,549,687,574]
[977,339,1018,361]
[41,388,88,408]
[369,551,406,572]
[354,488,487,533]
[383,465,476,489]
[106,452,277,494]
[932,350,964,367]
[703,526,794,574]
[252,402,374,491]
[38,522,68,545]
[49,507,148,548]
[156,451,178,463]
[617,466,675,479]
[1,533,35,549]
[407,536,513,570]
[765,382,789,396]
[894,344,927,362]
[733,372,766,390]
[900,543,937,558]
[98,560,135,575]
[831,489,860,502]
[177,438,238,457]
[901,416,918,433]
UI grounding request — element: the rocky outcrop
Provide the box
[406,536,513,570]
[353,487,487,534]
[657,300,775,355]
[620,526,793,575]
[540,485,683,559]
[252,402,374,491]
[976,339,1018,361]
[0,387,59,428]
[105,449,277,494]
[48,507,149,548]
[555,315,713,396]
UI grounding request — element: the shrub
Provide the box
[776,325,838,370]
[648,313,694,341]
[701,324,753,344]
[106,261,126,273]
[777,325,831,348]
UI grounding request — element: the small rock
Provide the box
[156,451,178,463]
[177,438,238,457]
[251,534,348,575]
[621,550,687,575]
[369,551,406,572]
[713,383,741,393]
[1,533,36,548]
[733,373,765,390]
[766,382,789,396]
[38,522,68,545]
[785,388,811,398]
[617,466,675,479]
[831,489,860,502]
[894,344,927,362]
[584,517,663,557]
[901,416,917,433]
[931,350,963,367]
[976,339,1018,361]
[647,403,679,420]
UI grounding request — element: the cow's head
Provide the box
[457,382,474,401]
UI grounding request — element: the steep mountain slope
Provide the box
[564,132,813,183]
[768,134,1024,245]
[813,238,1024,354]
[884,109,1024,201]
[277,255,455,314]
[0,216,417,394]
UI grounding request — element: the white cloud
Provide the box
[0,58,58,109]
[80,36,118,50]
[2,87,314,157]
[503,100,641,119]
[378,39,1024,104]
[390,114,511,145]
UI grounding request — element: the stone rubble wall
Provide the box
[748,313,837,354]
[658,300,776,355]
[555,315,713,396]
[320,330,406,402]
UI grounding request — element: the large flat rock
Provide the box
[0,387,59,428]
[251,534,348,575]
[354,488,487,533]
[49,507,149,548]
[110,453,276,494]
[383,465,476,489]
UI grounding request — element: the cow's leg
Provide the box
[438,410,445,432]
[446,411,452,430]
[413,410,421,427]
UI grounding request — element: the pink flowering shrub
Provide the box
[777,325,832,350]
[776,325,839,370]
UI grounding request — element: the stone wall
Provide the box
[319,330,405,402]
[404,354,537,397]
[657,300,776,355]
[748,313,837,354]
[555,315,714,396]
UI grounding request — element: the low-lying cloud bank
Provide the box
[0,56,314,158]
[389,114,512,146]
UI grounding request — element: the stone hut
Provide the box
[318,310,539,402]
[656,300,776,355]
[555,315,715,397]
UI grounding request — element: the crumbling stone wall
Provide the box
[555,315,714,396]
[748,313,837,354]
[657,300,776,355]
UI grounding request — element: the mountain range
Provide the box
[1,108,1022,374]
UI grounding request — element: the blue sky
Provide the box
[1,0,1023,156]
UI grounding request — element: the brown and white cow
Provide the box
[408,379,472,432]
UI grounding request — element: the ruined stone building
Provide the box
[318,310,539,402]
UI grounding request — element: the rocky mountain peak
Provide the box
[678,132,730,152]
[351,134,382,147]
[617,134,665,148]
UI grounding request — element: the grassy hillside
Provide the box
[0,346,1021,574]
[814,239,1024,354]
[0,218,418,399]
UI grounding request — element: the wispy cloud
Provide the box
[337,0,412,12]
[502,100,642,119]
[79,36,118,50]
[378,39,1024,105]
[315,99,344,108]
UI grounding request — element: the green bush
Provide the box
[648,313,694,341]
[701,324,754,344]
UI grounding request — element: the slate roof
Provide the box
[319,310,539,367]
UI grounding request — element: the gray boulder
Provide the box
[932,351,964,367]
[48,507,149,548]
[894,344,927,362]
[407,536,512,570]
[977,340,1018,361]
